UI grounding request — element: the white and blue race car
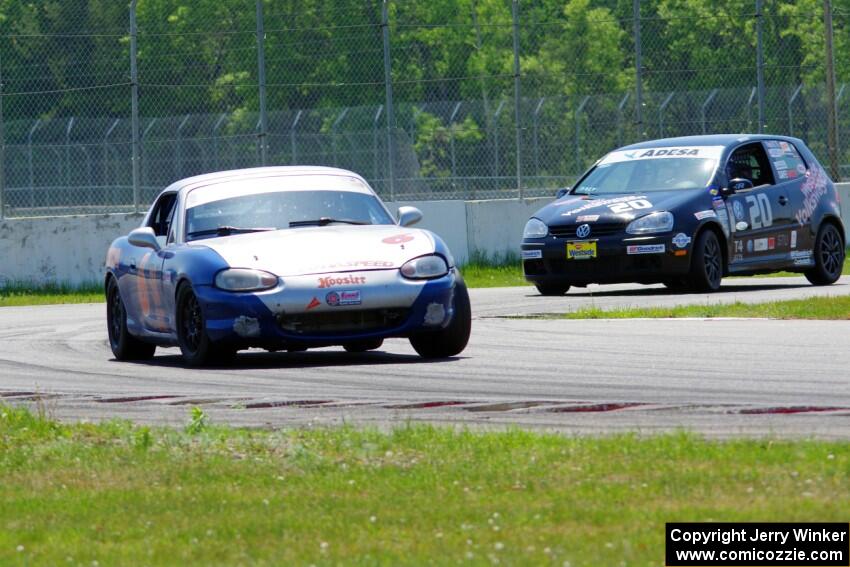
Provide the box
[105,166,471,366]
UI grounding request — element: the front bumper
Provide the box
[194,268,459,348]
[522,233,691,286]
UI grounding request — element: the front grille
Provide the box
[278,308,408,335]
[549,223,624,238]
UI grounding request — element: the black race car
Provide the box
[522,135,845,294]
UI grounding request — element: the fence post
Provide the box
[755,0,765,133]
[824,0,841,180]
[130,0,140,213]
[381,0,395,201]
[256,0,269,166]
[633,0,643,138]
[0,50,5,220]
[512,0,522,198]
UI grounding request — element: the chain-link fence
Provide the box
[0,0,848,219]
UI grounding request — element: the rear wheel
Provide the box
[106,278,156,360]
[409,282,471,358]
[343,338,384,353]
[687,230,723,292]
[806,223,845,285]
[176,284,231,366]
[534,283,570,296]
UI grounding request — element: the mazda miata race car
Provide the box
[522,135,845,294]
[105,166,471,365]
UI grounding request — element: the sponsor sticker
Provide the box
[600,146,724,164]
[791,230,797,248]
[382,234,414,245]
[797,164,807,174]
[627,244,665,255]
[576,214,600,222]
[521,249,543,260]
[306,297,321,310]
[765,140,780,148]
[747,240,754,253]
[787,169,798,179]
[734,240,744,253]
[732,200,745,220]
[672,233,691,248]
[694,210,716,220]
[774,159,788,170]
[560,195,649,217]
[318,275,366,288]
[795,165,829,226]
[768,148,784,158]
[778,170,789,180]
[712,197,725,209]
[326,290,361,306]
[754,238,768,252]
[567,241,597,260]
[768,236,775,250]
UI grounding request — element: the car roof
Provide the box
[162,166,373,196]
[616,134,805,151]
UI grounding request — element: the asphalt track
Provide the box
[2,276,850,438]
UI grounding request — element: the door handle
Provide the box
[778,196,788,206]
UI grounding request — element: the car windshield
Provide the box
[573,147,721,195]
[185,189,394,241]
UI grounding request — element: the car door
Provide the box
[139,192,178,333]
[763,139,813,257]
[724,141,794,270]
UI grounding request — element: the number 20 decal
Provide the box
[744,193,773,229]
[609,199,652,214]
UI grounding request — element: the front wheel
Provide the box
[806,223,845,285]
[176,284,232,366]
[409,282,471,358]
[106,278,156,361]
[687,230,723,292]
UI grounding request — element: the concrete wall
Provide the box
[2,184,849,286]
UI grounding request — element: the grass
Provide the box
[1,405,849,566]
[519,295,850,320]
[0,282,103,307]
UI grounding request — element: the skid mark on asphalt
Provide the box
[4,390,850,425]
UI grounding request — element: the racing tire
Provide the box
[343,338,384,353]
[805,222,845,286]
[176,284,228,367]
[687,229,723,292]
[409,282,472,359]
[106,278,156,361]
[535,283,570,296]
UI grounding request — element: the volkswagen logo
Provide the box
[576,224,591,238]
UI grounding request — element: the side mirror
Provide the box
[128,227,161,251]
[555,187,571,199]
[397,206,423,227]
[723,177,754,196]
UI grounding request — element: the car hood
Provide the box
[192,224,436,276]
[534,190,707,226]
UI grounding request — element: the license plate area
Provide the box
[566,240,597,260]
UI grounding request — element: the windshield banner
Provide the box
[600,146,724,165]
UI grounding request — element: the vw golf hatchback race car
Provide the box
[522,135,845,294]
[105,166,471,365]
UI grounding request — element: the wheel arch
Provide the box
[819,214,846,248]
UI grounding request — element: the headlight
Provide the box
[214,268,278,291]
[625,211,674,234]
[400,255,449,279]
[523,218,548,238]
